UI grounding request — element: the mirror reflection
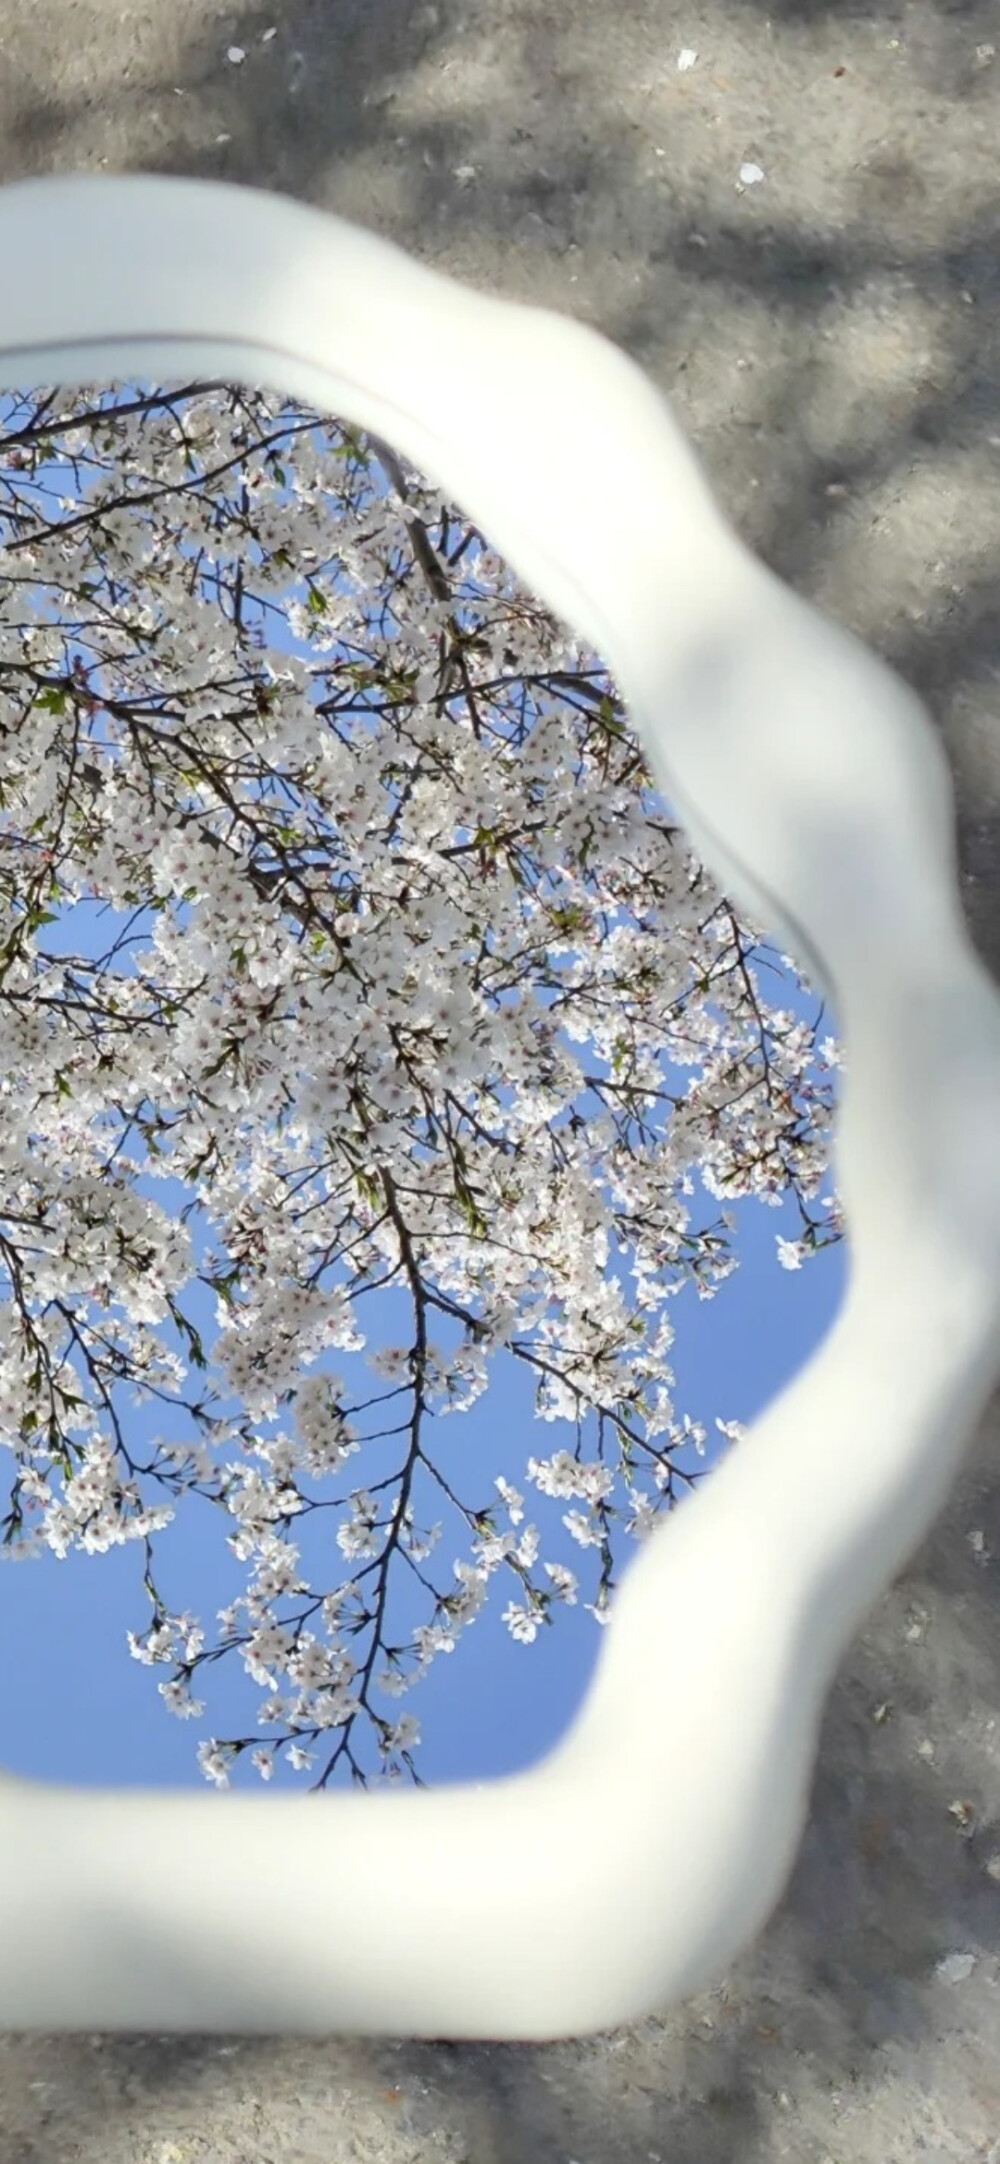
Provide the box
[0,380,846,1790]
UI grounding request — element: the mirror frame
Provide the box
[0,173,999,2039]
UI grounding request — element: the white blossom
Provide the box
[502,1599,541,1644]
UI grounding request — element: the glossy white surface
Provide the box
[1,174,999,2038]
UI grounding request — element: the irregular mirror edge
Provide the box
[0,174,998,2040]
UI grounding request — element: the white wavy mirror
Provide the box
[0,174,998,2040]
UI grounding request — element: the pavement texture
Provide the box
[1,1,1000,2158]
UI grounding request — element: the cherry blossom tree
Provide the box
[0,378,844,1787]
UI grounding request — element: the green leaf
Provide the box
[454,1168,488,1239]
[201,1041,236,1081]
[183,1139,216,1182]
[205,1269,239,1312]
[166,1294,207,1370]
[355,1169,382,1211]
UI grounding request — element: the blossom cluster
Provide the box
[0,380,843,1785]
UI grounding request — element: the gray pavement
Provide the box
[1,2,1000,2157]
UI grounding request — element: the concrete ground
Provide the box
[1,1,1000,2156]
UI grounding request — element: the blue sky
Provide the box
[0,386,848,1793]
